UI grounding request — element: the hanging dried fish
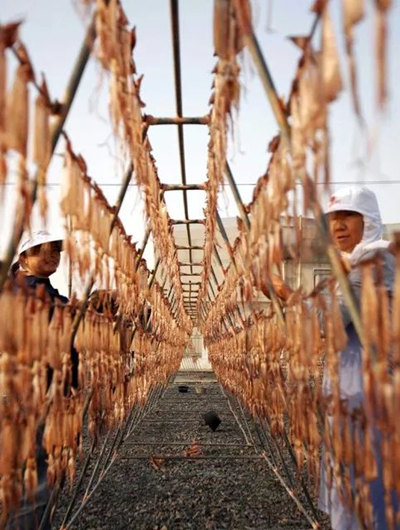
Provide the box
[4,45,34,156]
[0,39,7,188]
[342,0,364,117]
[33,76,52,219]
[320,3,343,102]
[375,0,392,108]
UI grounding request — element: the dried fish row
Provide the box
[197,0,245,319]
[206,251,400,523]
[58,139,191,419]
[0,134,190,524]
[88,0,190,330]
[0,23,55,220]
[58,139,192,423]
[202,145,400,521]
[201,3,398,523]
[0,273,188,521]
[0,282,82,523]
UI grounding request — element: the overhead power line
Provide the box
[2,180,400,187]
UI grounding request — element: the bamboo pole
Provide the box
[50,17,96,151]
[242,31,290,145]
[111,163,134,229]
[72,388,160,523]
[259,451,319,529]
[59,440,96,529]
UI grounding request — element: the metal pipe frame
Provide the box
[161,183,206,192]
[171,219,205,225]
[178,261,203,267]
[239,11,362,340]
[169,0,195,280]
[71,196,153,349]
[207,282,216,302]
[225,163,250,232]
[111,162,134,230]
[176,245,204,250]
[210,266,221,290]
[145,114,210,125]
[213,243,226,272]
[216,212,236,263]
[240,24,290,145]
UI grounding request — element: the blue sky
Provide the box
[2,0,400,292]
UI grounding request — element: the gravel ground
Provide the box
[53,373,330,529]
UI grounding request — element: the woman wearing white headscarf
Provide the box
[317,187,397,529]
[265,187,397,529]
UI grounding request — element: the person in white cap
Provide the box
[263,187,397,529]
[6,230,78,530]
[12,230,66,298]
[318,187,397,530]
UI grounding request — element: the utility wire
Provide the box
[2,180,400,187]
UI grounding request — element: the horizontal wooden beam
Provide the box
[176,245,204,251]
[179,262,203,267]
[171,219,205,225]
[162,184,206,192]
[145,115,210,126]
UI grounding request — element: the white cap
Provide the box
[18,230,63,256]
[325,186,383,246]
[325,186,380,219]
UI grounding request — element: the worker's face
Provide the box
[20,241,62,277]
[328,210,364,253]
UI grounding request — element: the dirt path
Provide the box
[54,374,326,529]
